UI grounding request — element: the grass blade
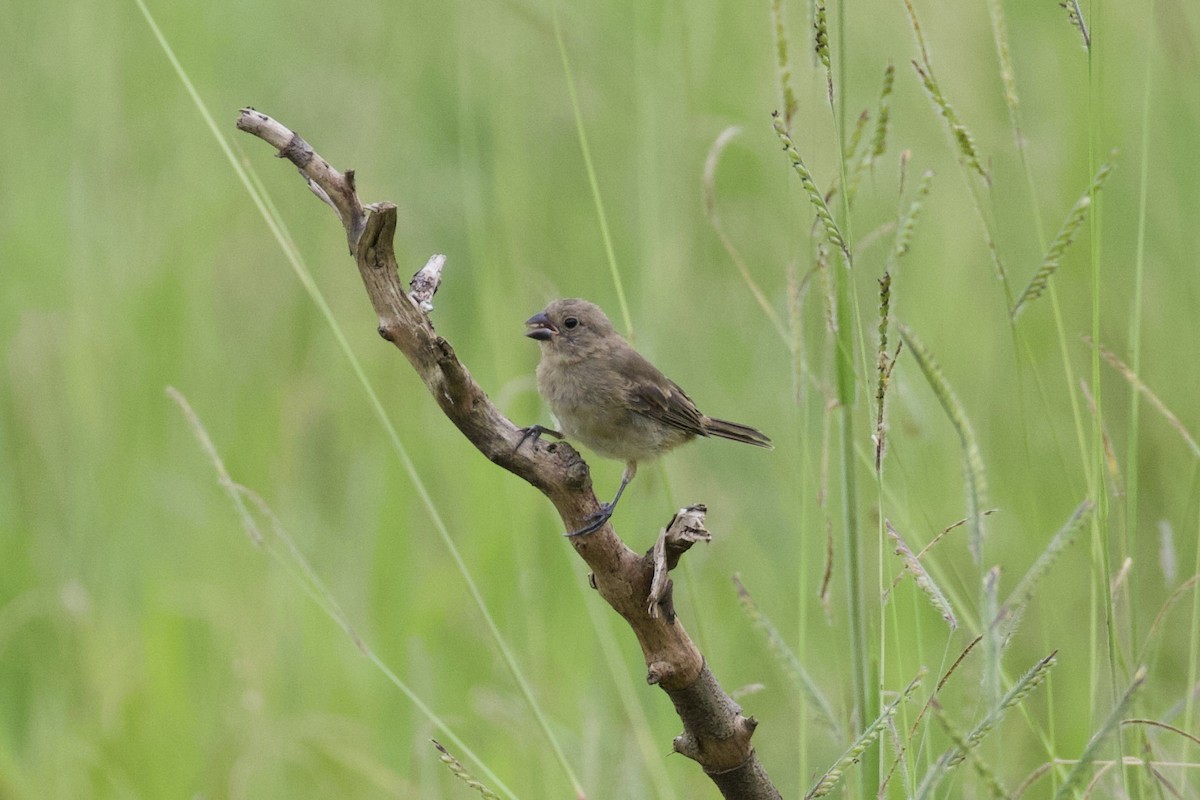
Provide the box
[167,388,520,800]
[137,1,588,789]
[433,741,503,800]
[891,168,935,264]
[806,672,924,798]
[910,60,989,183]
[733,574,843,738]
[553,9,632,338]
[1011,157,1116,320]
[982,566,1002,705]
[1091,338,1200,459]
[897,323,988,562]
[773,112,851,263]
[1001,499,1094,640]
[1052,667,1148,799]
[845,65,897,205]
[916,651,1058,799]
[704,127,790,346]
[885,519,957,629]
[931,700,1009,797]
[875,273,899,472]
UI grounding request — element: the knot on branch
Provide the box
[647,660,677,685]
[667,665,760,772]
[559,444,591,490]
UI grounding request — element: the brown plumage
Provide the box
[523,298,772,535]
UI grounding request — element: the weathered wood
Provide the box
[237,108,779,799]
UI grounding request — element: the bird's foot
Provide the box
[515,424,562,452]
[564,503,614,537]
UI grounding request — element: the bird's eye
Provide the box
[563,317,579,330]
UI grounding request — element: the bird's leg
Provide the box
[515,423,562,452]
[565,461,638,537]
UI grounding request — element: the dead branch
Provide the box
[236,108,780,799]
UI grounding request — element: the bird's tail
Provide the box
[702,417,774,449]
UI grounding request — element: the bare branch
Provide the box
[236,108,780,798]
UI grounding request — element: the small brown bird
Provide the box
[523,298,772,536]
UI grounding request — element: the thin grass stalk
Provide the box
[1062,0,1091,49]
[984,0,1020,131]
[1138,575,1200,665]
[874,273,892,472]
[553,10,632,338]
[901,0,1016,315]
[1082,0,1122,746]
[1001,499,1094,640]
[807,672,924,798]
[841,109,871,206]
[915,651,1058,799]
[896,323,988,563]
[1126,32,1155,791]
[794,336,822,793]
[1189,500,1200,782]
[1011,157,1116,320]
[834,199,875,800]
[139,5,588,791]
[899,0,986,181]
[885,520,956,629]
[980,0,1047,480]
[844,65,896,207]
[823,7,877,793]
[771,0,799,128]
[704,127,790,346]
[167,389,520,800]
[982,566,1002,707]
[931,701,1009,797]
[733,575,843,738]
[433,741,503,800]
[910,60,988,183]
[1091,339,1200,459]
[1121,719,1200,752]
[773,113,851,263]
[882,717,912,799]
[1080,381,1122,487]
[1053,667,1148,799]
[889,169,934,267]
[868,64,895,162]
[787,263,811,406]
[813,0,832,104]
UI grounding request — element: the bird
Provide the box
[522,298,772,536]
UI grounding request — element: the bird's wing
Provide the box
[622,353,708,436]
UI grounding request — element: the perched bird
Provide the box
[523,298,772,536]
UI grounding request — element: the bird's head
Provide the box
[524,298,616,355]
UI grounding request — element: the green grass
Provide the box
[2,0,1199,797]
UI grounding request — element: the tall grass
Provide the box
[2,0,1198,796]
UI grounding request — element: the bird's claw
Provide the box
[515,424,563,453]
[564,503,614,537]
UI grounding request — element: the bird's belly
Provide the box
[556,401,689,463]
[537,358,693,462]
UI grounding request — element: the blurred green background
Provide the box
[3,0,1199,797]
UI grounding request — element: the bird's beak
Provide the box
[524,312,557,341]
